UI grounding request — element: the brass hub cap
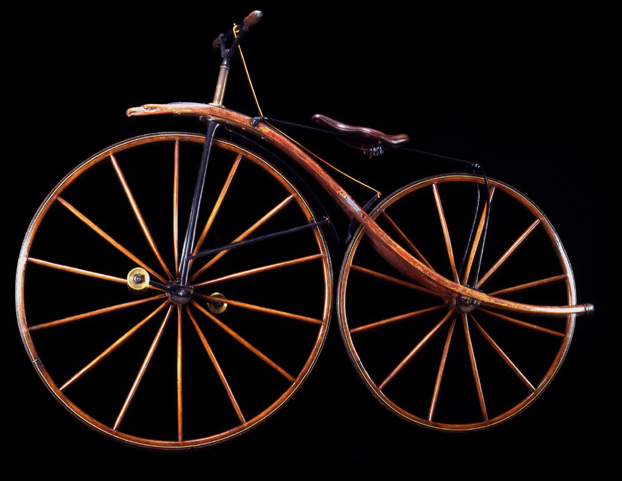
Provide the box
[207,292,228,314]
[127,268,150,292]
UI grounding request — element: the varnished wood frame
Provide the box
[128,103,593,318]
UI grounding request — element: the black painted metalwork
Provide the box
[178,119,220,284]
[189,218,330,260]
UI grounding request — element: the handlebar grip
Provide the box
[243,10,263,28]
[212,10,263,49]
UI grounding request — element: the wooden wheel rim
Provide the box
[16,132,332,449]
[337,174,576,431]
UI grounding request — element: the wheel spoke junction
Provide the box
[338,174,576,431]
[16,133,331,449]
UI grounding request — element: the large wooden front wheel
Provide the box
[16,132,332,449]
[337,174,576,431]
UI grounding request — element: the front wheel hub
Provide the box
[168,282,194,305]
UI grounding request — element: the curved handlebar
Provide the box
[212,10,263,50]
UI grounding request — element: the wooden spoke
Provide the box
[29,295,167,331]
[186,306,246,424]
[199,294,323,326]
[114,305,174,430]
[27,257,127,285]
[429,317,457,421]
[462,314,488,421]
[476,219,541,289]
[111,155,173,279]
[379,309,455,390]
[382,211,433,269]
[432,183,459,283]
[487,274,568,297]
[194,253,322,288]
[478,308,566,337]
[350,264,439,297]
[56,196,167,283]
[176,305,183,441]
[59,301,170,391]
[471,314,536,391]
[350,304,445,334]
[191,301,295,382]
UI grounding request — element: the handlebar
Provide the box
[243,10,263,28]
[212,10,263,50]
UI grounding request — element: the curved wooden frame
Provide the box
[127,103,593,318]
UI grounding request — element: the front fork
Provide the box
[176,30,235,278]
[126,122,221,307]
[178,119,220,285]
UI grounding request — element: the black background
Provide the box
[8,2,613,478]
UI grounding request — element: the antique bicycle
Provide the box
[16,11,593,450]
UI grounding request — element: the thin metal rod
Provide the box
[174,140,180,277]
[469,171,493,287]
[189,218,328,260]
[190,194,294,281]
[457,182,482,282]
[179,120,220,284]
[461,187,495,286]
[192,154,242,258]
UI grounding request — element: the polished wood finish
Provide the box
[15,10,592,448]
[311,113,410,150]
[127,102,593,317]
[16,133,332,449]
[338,174,578,431]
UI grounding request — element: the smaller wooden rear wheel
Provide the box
[338,174,576,431]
